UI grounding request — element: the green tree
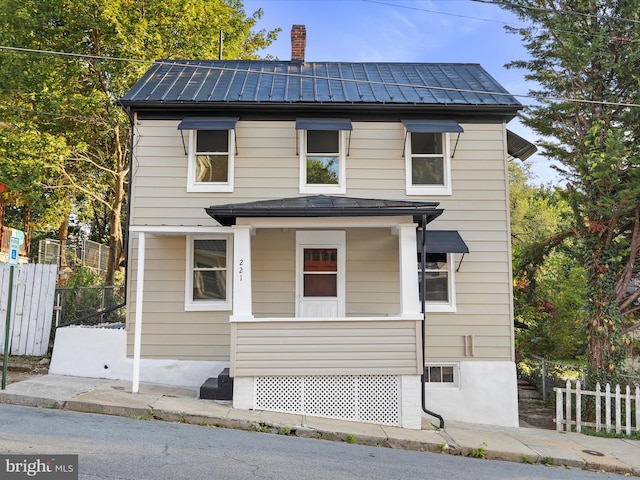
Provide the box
[0,0,279,282]
[501,0,640,383]
[0,125,71,254]
[509,161,585,360]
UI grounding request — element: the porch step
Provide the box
[199,368,233,401]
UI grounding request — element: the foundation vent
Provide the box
[255,375,400,426]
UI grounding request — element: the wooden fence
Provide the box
[0,263,58,356]
[555,380,640,435]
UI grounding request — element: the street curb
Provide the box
[0,393,62,410]
[1,390,638,478]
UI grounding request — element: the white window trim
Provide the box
[405,131,452,196]
[299,129,346,194]
[187,129,235,193]
[424,362,460,389]
[422,253,457,313]
[185,234,232,311]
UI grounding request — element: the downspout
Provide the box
[420,213,445,429]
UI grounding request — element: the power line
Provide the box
[473,0,640,25]
[1,45,640,111]
[0,103,112,125]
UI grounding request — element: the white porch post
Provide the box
[132,231,145,394]
[231,225,253,320]
[398,223,419,317]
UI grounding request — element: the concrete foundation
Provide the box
[49,326,227,389]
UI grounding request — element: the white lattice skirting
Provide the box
[255,375,401,426]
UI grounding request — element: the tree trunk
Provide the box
[105,169,126,285]
[58,216,69,268]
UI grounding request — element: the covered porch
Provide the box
[129,196,470,428]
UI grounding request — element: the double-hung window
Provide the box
[296,118,351,194]
[185,236,232,311]
[178,117,238,193]
[417,230,469,313]
[403,120,463,196]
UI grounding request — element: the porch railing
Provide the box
[555,380,640,435]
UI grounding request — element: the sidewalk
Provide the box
[1,374,639,477]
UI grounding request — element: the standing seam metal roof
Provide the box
[120,60,521,107]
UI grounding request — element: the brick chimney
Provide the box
[291,25,306,62]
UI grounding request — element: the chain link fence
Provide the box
[53,285,125,327]
[518,353,640,403]
[517,353,587,402]
[38,238,109,273]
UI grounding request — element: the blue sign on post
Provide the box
[9,236,19,265]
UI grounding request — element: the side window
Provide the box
[187,129,234,192]
[185,236,232,311]
[418,252,456,312]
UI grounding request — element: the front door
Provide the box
[296,231,345,318]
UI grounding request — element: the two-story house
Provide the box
[51,26,535,429]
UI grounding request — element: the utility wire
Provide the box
[472,0,640,25]
[2,45,640,109]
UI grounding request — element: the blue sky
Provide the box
[243,0,558,184]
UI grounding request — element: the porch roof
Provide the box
[205,195,444,226]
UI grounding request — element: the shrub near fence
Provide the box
[556,380,640,436]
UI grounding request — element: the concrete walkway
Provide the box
[1,374,639,477]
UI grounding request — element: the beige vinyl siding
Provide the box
[126,234,230,360]
[231,320,420,376]
[251,228,400,318]
[252,229,296,318]
[425,123,513,362]
[129,119,513,363]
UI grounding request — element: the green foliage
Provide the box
[345,434,356,444]
[501,0,640,382]
[307,158,339,185]
[510,162,586,360]
[57,266,125,325]
[0,126,71,238]
[469,443,487,459]
[0,0,280,281]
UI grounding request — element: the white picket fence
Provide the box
[0,263,58,356]
[555,380,640,435]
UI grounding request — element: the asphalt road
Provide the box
[0,405,631,479]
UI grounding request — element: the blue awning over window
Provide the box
[401,119,464,133]
[295,118,353,131]
[416,230,469,254]
[177,117,239,130]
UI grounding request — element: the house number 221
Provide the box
[238,259,244,281]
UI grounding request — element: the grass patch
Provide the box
[581,428,640,440]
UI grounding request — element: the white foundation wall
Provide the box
[49,327,227,389]
[423,361,519,427]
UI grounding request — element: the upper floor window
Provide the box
[185,235,232,311]
[402,120,463,196]
[177,117,238,193]
[296,118,351,194]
